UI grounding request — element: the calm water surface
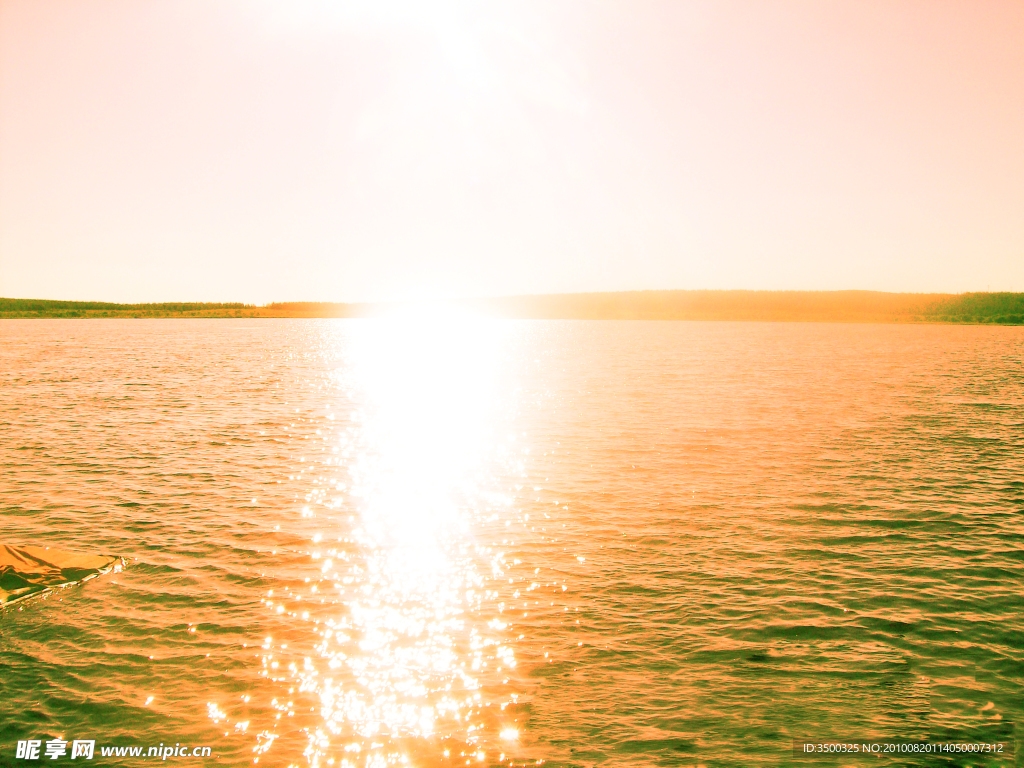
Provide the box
[1,319,1022,767]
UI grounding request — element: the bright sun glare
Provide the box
[349,305,498,557]
[287,312,521,766]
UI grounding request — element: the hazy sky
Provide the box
[1,0,1022,303]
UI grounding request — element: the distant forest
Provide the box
[921,292,1024,324]
[2,292,1023,323]
[0,299,248,318]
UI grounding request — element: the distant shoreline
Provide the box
[2,290,1023,324]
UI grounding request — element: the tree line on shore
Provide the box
[2,292,1022,323]
[0,299,249,318]
[924,292,1024,323]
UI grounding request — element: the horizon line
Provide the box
[3,287,1021,308]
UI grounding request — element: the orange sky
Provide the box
[1,0,1022,303]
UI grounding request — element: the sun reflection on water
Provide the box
[255,311,529,767]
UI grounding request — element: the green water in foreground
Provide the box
[1,319,1022,767]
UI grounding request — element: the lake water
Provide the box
[1,319,1021,767]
